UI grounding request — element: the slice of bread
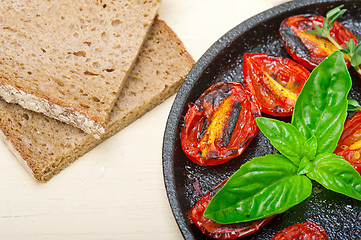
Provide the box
[0,19,194,182]
[0,0,160,136]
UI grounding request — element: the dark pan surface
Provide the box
[163,0,361,239]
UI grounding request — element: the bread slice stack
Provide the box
[0,3,194,181]
[0,0,161,136]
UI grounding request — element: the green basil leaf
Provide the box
[307,153,361,200]
[302,135,317,160]
[204,154,312,224]
[256,117,306,165]
[292,51,352,154]
[298,157,313,175]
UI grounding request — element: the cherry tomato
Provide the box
[181,81,260,166]
[242,53,309,117]
[334,111,361,174]
[279,15,357,69]
[271,221,329,240]
[190,179,274,239]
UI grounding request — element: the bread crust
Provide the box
[0,81,105,135]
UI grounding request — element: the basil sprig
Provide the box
[204,51,361,224]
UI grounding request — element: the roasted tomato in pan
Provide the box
[334,111,361,174]
[181,81,260,166]
[242,53,309,117]
[271,221,329,240]
[279,15,357,69]
[190,179,274,239]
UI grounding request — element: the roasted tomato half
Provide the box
[181,81,260,166]
[190,179,274,239]
[242,53,309,117]
[280,15,357,69]
[334,111,361,174]
[271,221,329,240]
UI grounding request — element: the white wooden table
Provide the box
[0,1,288,239]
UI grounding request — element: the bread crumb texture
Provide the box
[0,19,194,182]
[0,0,160,135]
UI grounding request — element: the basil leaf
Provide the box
[298,157,313,175]
[307,153,361,200]
[256,117,306,165]
[302,135,317,160]
[292,51,352,154]
[204,154,312,224]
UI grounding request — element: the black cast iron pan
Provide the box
[163,0,361,239]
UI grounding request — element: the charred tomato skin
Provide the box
[334,111,361,174]
[280,15,357,70]
[181,81,260,166]
[271,221,329,240]
[190,179,274,239]
[242,53,309,117]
